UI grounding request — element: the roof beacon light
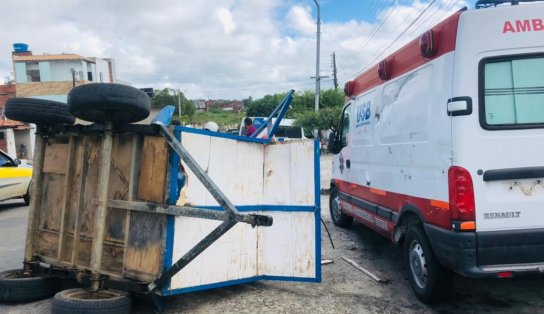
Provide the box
[378,59,389,81]
[344,80,355,97]
[419,30,436,58]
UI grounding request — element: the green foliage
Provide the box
[151,88,194,116]
[244,88,345,131]
[294,106,343,132]
[191,111,245,128]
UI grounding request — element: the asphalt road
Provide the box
[1,156,544,313]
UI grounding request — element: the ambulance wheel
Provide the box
[5,98,75,125]
[52,288,131,314]
[0,269,60,303]
[68,83,150,123]
[404,224,452,304]
[329,186,353,227]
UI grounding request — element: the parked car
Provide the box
[0,150,32,205]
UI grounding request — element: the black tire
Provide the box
[68,83,150,123]
[404,224,453,304]
[0,269,60,303]
[5,98,76,125]
[52,288,131,314]
[23,193,29,206]
[329,186,353,227]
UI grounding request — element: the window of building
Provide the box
[87,72,93,81]
[26,62,40,82]
[99,72,104,82]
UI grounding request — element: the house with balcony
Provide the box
[12,44,117,103]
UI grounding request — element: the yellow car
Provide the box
[0,150,32,205]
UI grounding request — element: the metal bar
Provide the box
[158,125,239,216]
[23,134,47,273]
[57,136,77,261]
[148,219,237,293]
[90,122,114,291]
[267,91,294,139]
[107,200,273,227]
[71,136,89,266]
[341,256,389,283]
[249,90,294,138]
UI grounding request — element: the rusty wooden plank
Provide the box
[137,136,169,203]
[57,136,77,261]
[76,237,124,273]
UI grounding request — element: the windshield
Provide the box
[481,55,544,129]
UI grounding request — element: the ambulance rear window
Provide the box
[480,55,544,129]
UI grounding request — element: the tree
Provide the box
[294,106,343,132]
[151,88,194,116]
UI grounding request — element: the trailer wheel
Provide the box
[68,83,150,123]
[329,186,353,227]
[52,288,131,314]
[5,98,76,125]
[404,224,452,303]
[0,269,60,303]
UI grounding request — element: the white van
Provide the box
[328,2,544,303]
[239,117,307,139]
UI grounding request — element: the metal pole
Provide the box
[89,121,113,291]
[313,0,321,113]
[177,89,182,117]
[23,134,47,274]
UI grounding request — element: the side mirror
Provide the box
[328,132,341,154]
[13,159,21,166]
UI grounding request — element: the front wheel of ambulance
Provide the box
[52,288,131,314]
[0,269,60,303]
[404,225,452,304]
[329,186,353,227]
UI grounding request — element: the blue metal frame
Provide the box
[249,90,294,139]
[161,128,321,296]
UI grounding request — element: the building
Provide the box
[12,44,117,103]
[0,84,33,158]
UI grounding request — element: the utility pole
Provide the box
[313,0,321,113]
[177,89,182,117]
[332,52,338,90]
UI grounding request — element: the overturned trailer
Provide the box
[0,85,320,313]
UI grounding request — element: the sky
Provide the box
[0,0,477,100]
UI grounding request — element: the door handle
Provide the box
[346,159,351,169]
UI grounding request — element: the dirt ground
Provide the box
[2,154,544,313]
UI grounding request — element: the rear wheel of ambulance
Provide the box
[52,288,131,314]
[404,224,452,303]
[329,186,353,227]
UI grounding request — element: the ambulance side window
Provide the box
[340,105,351,147]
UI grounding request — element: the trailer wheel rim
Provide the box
[409,241,428,289]
[332,194,342,221]
[63,289,124,300]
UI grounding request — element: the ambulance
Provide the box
[328,1,544,303]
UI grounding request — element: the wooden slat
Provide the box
[43,142,69,175]
[57,137,77,261]
[39,173,65,232]
[137,136,169,203]
[70,136,89,266]
[36,230,59,259]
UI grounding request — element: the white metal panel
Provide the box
[169,132,317,291]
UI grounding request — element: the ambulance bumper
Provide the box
[424,223,544,278]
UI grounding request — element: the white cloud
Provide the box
[0,0,469,99]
